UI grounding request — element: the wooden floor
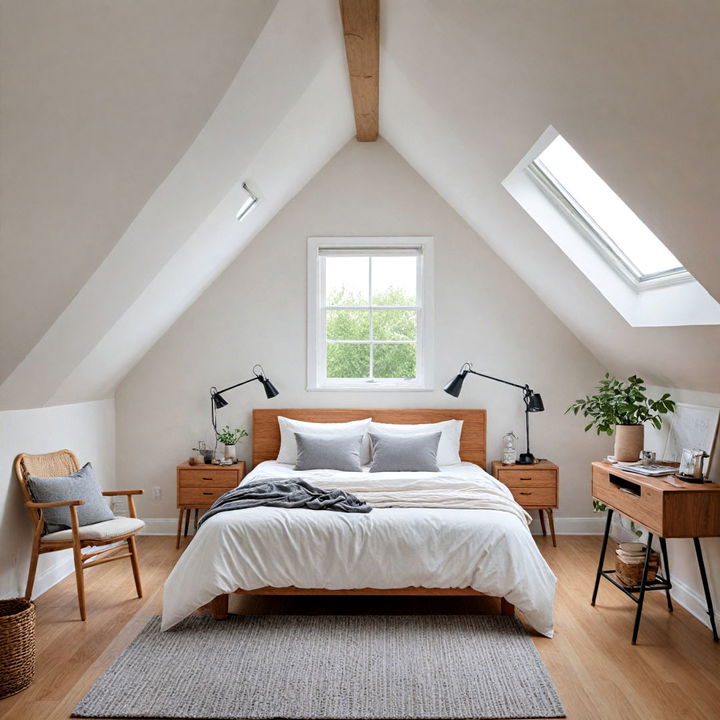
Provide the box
[1,535,719,720]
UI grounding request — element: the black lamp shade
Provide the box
[212,392,229,409]
[527,393,544,412]
[260,375,279,399]
[443,371,467,398]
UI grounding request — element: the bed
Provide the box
[161,409,556,636]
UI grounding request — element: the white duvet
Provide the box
[162,461,557,636]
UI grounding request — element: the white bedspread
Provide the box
[162,461,557,636]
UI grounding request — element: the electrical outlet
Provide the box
[152,486,161,500]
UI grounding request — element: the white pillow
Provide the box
[368,419,463,466]
[276,417,372,465]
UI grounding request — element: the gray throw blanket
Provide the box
[198,478,372,527]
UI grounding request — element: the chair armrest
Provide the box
[102,489,144,497]
[26,499,85,509]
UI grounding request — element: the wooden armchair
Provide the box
[14,449,145,621]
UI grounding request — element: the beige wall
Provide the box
[116,139,610,527]
[0,399,115,598]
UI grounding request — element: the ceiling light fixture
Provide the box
[236,182,259,221]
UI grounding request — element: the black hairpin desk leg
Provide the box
[591,508,613,606]
[658,537,673,612]
[631,533,655,645]
[693,537,719,642]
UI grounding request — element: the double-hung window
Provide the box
[307,237,433,390]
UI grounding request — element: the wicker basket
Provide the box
[0,598,36,699]
[615,546,659,587]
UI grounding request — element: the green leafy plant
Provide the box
[216,425,248,446]
[566,373,675,435]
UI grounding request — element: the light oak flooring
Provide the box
[1,535,719,720]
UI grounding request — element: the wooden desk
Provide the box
[176,462,245,548]
[591,461,720,643]
[492,460,559,546]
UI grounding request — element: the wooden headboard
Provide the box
[252,409,487,468]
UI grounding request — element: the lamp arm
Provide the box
[214,376,260,396]
[466,369,527,391]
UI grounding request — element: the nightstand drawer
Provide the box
[178,486,229,507]
[178,468,240,488]
[507,485,557,507]
[495,469,557,487]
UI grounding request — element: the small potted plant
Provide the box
[566,374,675,462]
[216,425,248,462]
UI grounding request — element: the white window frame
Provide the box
[528,145,690,290]
[307,237,434,391]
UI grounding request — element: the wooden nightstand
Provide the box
[176,462,245,548]
[491,460,559,546]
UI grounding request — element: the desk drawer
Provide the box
[507,485,557,507]
[178,486,230,507]
[592,467,662,533]
[178,468,239,488]
[496,469,557,487]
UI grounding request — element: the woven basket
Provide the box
[0,598,36,699]
[615,549,659,587]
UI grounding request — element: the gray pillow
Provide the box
[369,431,442,473]
[27,462,114,534]
[294,432,364,472]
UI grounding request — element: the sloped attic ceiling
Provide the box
[2,0,719,410]
[0,0,278,384]
[0,0,354,410]
[381,0,720,392]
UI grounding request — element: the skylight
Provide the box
[531,135,687,286]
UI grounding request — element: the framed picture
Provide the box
[661,403,720,479]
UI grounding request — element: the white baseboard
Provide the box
[31,551,75,600]
[668,574,720,632]
[141,517,192,535]
[527,515,608,535]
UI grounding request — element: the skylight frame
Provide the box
[528,154,691,290]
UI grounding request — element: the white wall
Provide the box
[115,139,610,530]
[0,399,115,599]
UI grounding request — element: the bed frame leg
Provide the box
[500,598,515,617]
[211,593,229,620]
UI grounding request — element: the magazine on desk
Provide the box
[612,462,678,477]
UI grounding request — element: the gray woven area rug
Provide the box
[73,614,564,719]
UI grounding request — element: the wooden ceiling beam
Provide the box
[339,0,379,141]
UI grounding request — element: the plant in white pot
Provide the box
[216,425,248,462]
[566,374,675,462]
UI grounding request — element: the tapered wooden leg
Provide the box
[176,508,183,549]
[500,598,515,617]
[183,509,190,538]
[538,509,547,536]
[547,508,557,547]
[212,593,229,620]
[194,508,199,531]
[127,535,143,598]
[71,537,86,621]
[24,524,43,600]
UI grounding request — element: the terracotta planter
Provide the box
[614,424,644,462]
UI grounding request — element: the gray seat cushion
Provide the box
[27,462,114,533]
[369,431,442,473]
[294,432,364,472]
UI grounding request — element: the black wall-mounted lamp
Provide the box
[444,362,544,465]
[210,364,278,436]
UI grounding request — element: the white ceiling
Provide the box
[1,0,718,410]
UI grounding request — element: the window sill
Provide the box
[306,385,434,392]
